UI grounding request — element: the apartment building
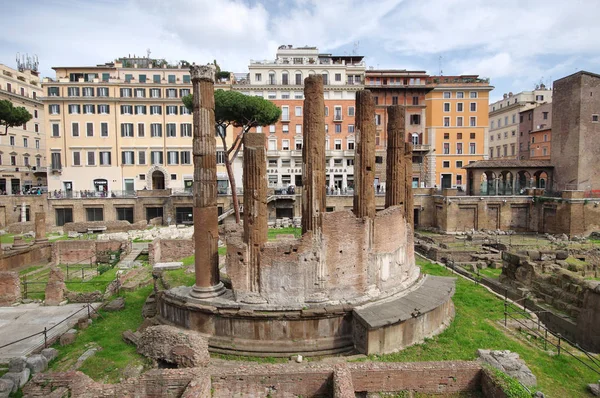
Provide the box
[232,45,365,194]
[42,56,238,197]
[425,75,493,189]
[0,63,46,194]
[488,86,552,160]
[364,70,433,188]
[519,102,552,160]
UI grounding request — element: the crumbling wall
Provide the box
[0,242,52,271]
[52,240,127,265]
[148,239,194,265]
[0,271,20,306]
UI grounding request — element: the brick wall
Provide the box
[0,242,52,271]
[52,240,127,265]
[148,239,194,265]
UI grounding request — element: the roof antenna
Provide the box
[439,55,444,76]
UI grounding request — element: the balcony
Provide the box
[333,115,343,122]
[411,144,431,152]
[291,150,303,157]
[281,116,290,123]
[267,150,279,156]
[343,150,355,157]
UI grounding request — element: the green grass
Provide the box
[364,258,598,397]
[477,267,503,279]
[18,265,44,276]
[132,238,153,243]
[267,227,301,240]
[218,246,227,256]
[65,267,119,293]
[162,267,195,287]
[49,286,153,383]
[211,353,288,364]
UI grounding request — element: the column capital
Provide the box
[190,64,216,83]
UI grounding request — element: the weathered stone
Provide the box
[76,348,97,365]
[477,349,537,386]
[34,212,48,243]
[26,354,48,374]
[104,297,125,311]
[333,363,354,398]
[45,267,66,306]
[589,383,600,396]
[301,75,326,234]
[60,329,77,346]
[1,368,30,391]
[0,271,20,306]
[189,64,224,299]
[41,348,59,362]
[0,378,14,397]
[78,317,89,330]
[122,330,140,346]
[385,105,406,210]
[556,250,569,260]
[137,325,209,367]
[8,356,27,372]
[354,90,376,219]
[181,373,211,398]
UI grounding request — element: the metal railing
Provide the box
[48,190,136,199]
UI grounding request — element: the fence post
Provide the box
[557,334,562,356]
[43,327,47,348]
[23,275,27,299]
[87,303,90,319]
[504,299,508,328]
[66,264,69,280]
[544,329,548,351]
[81,266,84,280]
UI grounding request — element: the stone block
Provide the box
[556,250,569,260]
[153,262,183,270]
[104,297,125,311]
[1,368,30,391]
[41,348,58,362]
[137,325,209,367]
[26,354,48,374]
[0,378,14,398]
[60,329,77,346]
[477,349,536,386]
[8,357,27,373]
[0,272,20,306]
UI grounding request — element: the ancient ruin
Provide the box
[156,71,455,357]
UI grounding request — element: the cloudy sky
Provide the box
[2,0,599,101]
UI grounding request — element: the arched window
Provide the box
[411,133,419,146]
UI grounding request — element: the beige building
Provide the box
[42,56,239,198]
[488,86,552,159]
[0,63,46,194]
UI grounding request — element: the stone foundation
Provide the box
[0,271,20,306]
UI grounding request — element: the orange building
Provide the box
[425,75,493,190]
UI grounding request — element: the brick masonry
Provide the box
[0,271,20,306]
[149,239,194,265]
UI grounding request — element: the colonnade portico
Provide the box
[464,160,554,196]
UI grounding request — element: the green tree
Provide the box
[183,90,281,223]
[0,100,32,135]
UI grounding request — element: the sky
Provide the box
[2,0,600,101]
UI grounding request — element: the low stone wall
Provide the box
[52,240,130,265]
[0,242,52,271]
[23,361,486,397]
[148,239,194,265]
[0,271,20,306]
[63,220,147,233]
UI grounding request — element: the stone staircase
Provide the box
[117,243,147,269]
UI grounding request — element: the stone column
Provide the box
[301,75,326,234]
[243,133,267,293]
[20,203,26,223]
[34,212,47,243]
[189,64,225,299]
[353,90,376,219]
[404,142,414,226]
[385,105,406,208]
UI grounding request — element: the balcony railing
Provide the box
[411,144,431,151]
[48,190,136,199]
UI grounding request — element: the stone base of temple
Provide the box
[156,275,455,357]
[189,282,226,299]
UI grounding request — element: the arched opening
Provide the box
[500,171,514,195]
[517,170,532,193]
[534,170,549,189]
[481,171,496,195]
[411,133,420,146]
[468,171,474,195]
[152,170,165,190]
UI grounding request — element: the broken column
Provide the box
[45,267,65,306]
[189,64,224,299]
[0,271,20,306]
[34,212,47,243]
[353,90,376,219]
[243,133,267,293]
[302,75,326,235]
[385,105,406,209]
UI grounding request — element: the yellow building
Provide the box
[425,75,493,190]
[0,62,46,194]
[42,56,237,197]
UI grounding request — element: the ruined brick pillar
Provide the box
[354,90,376,219]
[302,75,326,234]
[189,64,225,299]
[34,212,47,243]
[243,133,267,293]
[385,105,406,209]
[404,142,414,226]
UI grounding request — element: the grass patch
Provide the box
[364,258,598,397]
[132,238,152,243]
[565,256,587,267]
[49,286,153,383]
[478,267,502,279]
[18,265,44,276]
[211,353,288,364]
[162,268,195,287]
[65,268,119,293]
[218,246,227,256]
[484,366,531,398]
[267,227,301,240]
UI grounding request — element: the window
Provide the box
[512,130,516,136]
[443,143,450,154]
[151,123,162,137]
[334,73,341,82]
[348,124,355,133]
[512,114,516,124]
[138,151,146,165]
[48,87,59,96]
[168,75,176,84]
[180,106,190,115]
[166,88,177,98]
[150,88,161,98]
[294,91,303,99]
[86,122,93,137]
[10,155,16,166]
[295,106,302,117]
[334,124,342,133]
[282,125,289,133]
[375,114,382,125]
[267,92,276,99]
[456,117,463,127]
[98,104,109,114]
[68,104,80,114]
[456,160,463,168]
[82,87,94,97]
[375,156,383,164]
[374,96,379,105]
[457,92,464,99]
[72,122,79,137]
[281,106,289,121]
[295,139,302,150]
[35,139,40,149]
[295,73,302,85]
[457,132,463,139]
[347,140,355,150]
[181,151,191,164]
[591,114,598,122]
[255,73,262,82]
[470,117,476,127]
[181,123,192,137]
[121,123,134,137]
[443,92,451,99]
[324,106,329,117]
[281,91,289,99]
[469,132,475,139]
[52,124,60,137]
[470,102,476,112]
[490,134,494,141]
[543,147,548,156]
[322,73,329,85]
[180,89,190,97]
[183,75,191,83]
[120,105,132,115]
[444,103,450,112]
[68,87,80,97]
[536,95,544,101]
[511,144,516,156]
[136,123,145,137]
[469,143,476,154]
[49,104,60,115]
[135,105,147,115]
[504,116,508,125]
[151,151,163,165]
[443,161,450,168]
[116,207,134,223]
[443,117,450,127]
[150,105,162,115]
[282,140,290,150]
[347,159,354,166]
[166,123,177,137]
[334,139,342,150]
[95,87,107,97]
[120,88,132,97]
[504,131,508,138]
[34,124,39,133]
[269,125,275,133]
[87,151,95,166]
[295,124,302,134]
[444,133,450,140]
[100,151,111,165]
[166,105,178,115]
[86,208,103,222]
[51,152,61,169]
[167,151,179,165]
[457,103,463,112]
[334,106,342,121]
[122,151,134,165]
[456,142,463,154]
[392,96,398,105]
[282,73,289,85]
[470,92,477,98]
